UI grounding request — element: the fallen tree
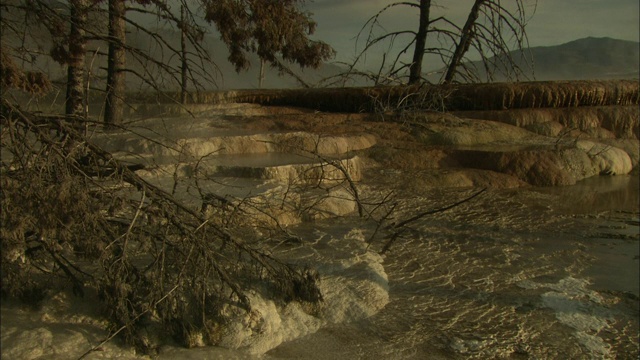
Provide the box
[0,100,323,355]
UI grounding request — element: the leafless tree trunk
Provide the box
[408,0,431,84]
[104,0,126,126]
[66,0,89,117]
[444,0,484,83]
[443,0,533,84]
[346,0,534,85]
[180,4,189,104]
[259,59,266,88]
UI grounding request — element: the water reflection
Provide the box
[532,174,640,214]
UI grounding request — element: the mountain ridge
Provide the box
[213,36,640,87]
[526,37,639,80]
[437,36,640,83]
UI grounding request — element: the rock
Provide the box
[454,148,576,186]
[403,112,635,186]
[412,116,539,146]
[597,139,640,170]
[575,140,633,175]
[300,187,358,221]
[451,141,634,187]
[454,106,639,140]
[390,169,527,189]
[0,327,53,359]
[524,121,565,137]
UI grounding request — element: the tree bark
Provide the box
[258,59,265,88]
[408,0,431,84]
[443,0,485,84]
[180,5,188,104]
[105,0,126,126]
[66,0,88,117]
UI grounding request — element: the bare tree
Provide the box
[335,1,459,86]
[1,98,324,354]
[1,0,336,354]
[122,1,216,96]
[348,0,536,85]
[100,0,334,121]
[66,0,90,117]
[180,4,188,103]
[444,0,534,83]
[408,0,431,84]
[1,0,335,125]
[104,0,126,125]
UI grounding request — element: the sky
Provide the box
[304,0,640,70]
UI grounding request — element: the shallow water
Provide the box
[71,106,640,358]
[4,105,638,358]
[264,175,639,359]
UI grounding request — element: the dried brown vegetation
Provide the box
[132,80,639,113]
[448,80,640,110]
[0,50,52,96]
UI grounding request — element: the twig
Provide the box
[76,282,180,360]
[77,232,202,360]
[380,188,486,254]
[390,187,486,230]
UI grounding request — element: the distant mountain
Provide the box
[428,37,639,82]
[525,37,639,80]
[15,22,638,90]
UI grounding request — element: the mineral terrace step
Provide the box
[132,153,364,183]
[449,140,633,186]
[134,172,360,225]
[94,130,376,158]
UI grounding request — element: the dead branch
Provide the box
[380,188,486,254]
[1,100,323,354]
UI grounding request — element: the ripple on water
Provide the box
[268,178,639,359]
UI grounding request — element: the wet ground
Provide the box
[266,175,639,359]
[2,105,638,359]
